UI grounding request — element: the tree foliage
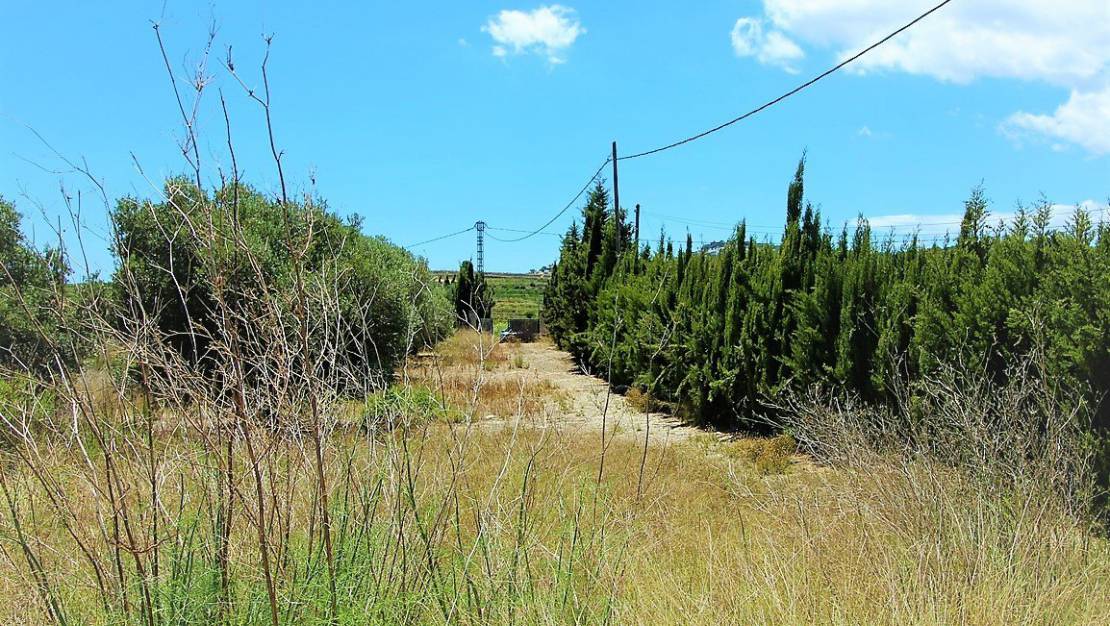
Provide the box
[111,178,452,385]
[544,160,1110,443]
[453,260,494,324]
[0,196,71,371]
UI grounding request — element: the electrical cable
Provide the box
[437,2,957,251]
[487,156,612,243]
[620,0,957,160]
[486,227,563,239]
[486,230,562,242]
[405,225,475,249]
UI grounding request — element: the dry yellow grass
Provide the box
[420,329,508,368]
[618,437,1110,625]
[1,332,1107,624]
[4,423,1106,625]
[429,375,562,418]
[402,330,565,419]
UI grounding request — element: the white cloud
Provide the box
[1004,86,1110,155]
[729,18,761,57]
[867,213,964,234]
[1078,199,1110,218]
[482,5,584,64]
[761,31,805,72]
[736,1,1110,155]
[762,0,1110,86]
[730,17,803,73]
[866,200,1109,235]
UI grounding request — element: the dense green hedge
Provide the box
[544,159,1110,437]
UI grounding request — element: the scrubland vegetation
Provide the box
[0,29,1107,626]
[544,157,1110,515]
[1,156,1108,625]
[1,322,1107,624]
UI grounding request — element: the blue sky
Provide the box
[2,1,1108,274]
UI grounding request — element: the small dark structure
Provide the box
[461,312,493,332]
[506,318,541,342]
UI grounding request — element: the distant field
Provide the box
[488,274,546,326]
[432,271,548,330]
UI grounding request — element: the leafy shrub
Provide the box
[111,179,452,389]
[543,159,1110,446]
[0,196,74,371]
[454,260,494,324]
[362,385,459,426]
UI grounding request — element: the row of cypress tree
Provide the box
[452,260,494,325]
[543,158,1110,438]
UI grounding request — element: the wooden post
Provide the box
[634,203,641,272]
[634,203,641,253]
[611,141,620,255]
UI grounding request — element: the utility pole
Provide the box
[475,220,486,275]
[634,203,641,252]
[611,141,621,255]
[634,203,641,271]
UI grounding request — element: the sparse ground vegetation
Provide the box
[544,158,1110,516]
[2,186,1107,621]
[1,334,1107,624]
[1,17,1107,626]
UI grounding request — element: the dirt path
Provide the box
[481,340,711,445]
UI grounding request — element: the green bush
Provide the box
[544,162,1110,434]
[0,196,74,372]
[454,260,494,324]
[543,159,1110,495]
[362,385,460,426]
[111,179,452,388]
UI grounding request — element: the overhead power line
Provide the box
[405,1,960,257]
[486,226,563,241]
[620,0,956,160]
[650,214,969,236]
[487,226,561,236]
[405,225,475,249]
[463,0,959,249]
[401,154,608,251]
[641,210,783,233]
[487,156,612,243]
